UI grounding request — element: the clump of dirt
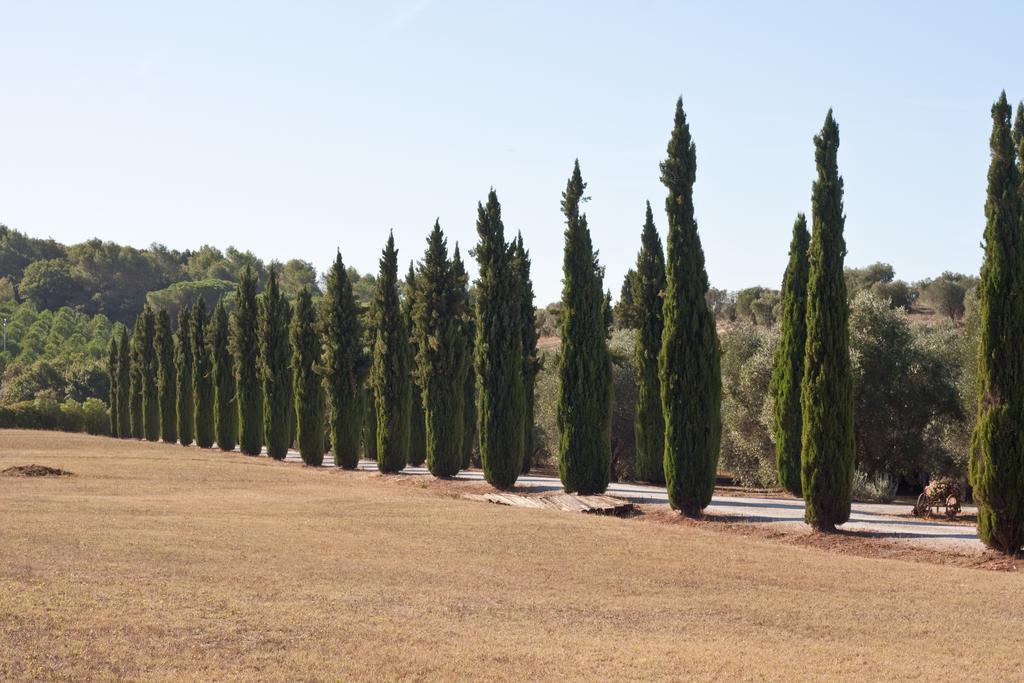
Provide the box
[2,464,73,478]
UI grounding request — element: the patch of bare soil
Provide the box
[637,505,1019,572]
[1,464,73,478]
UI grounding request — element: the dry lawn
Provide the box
[1,430,1022,681]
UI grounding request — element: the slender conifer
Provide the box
[191,298,215,448]
[371,232,411,472]
[212,299,237,451]
[801,110,855,531]
[659,98,721,516]
[557,160,613,494]
[155,309,177,444]
[175,306,194,446]
[969,93,1024,553]
[233,265,262,455]
[321,252,364,469]
[633,201,667,484]
[260,266,292,459]
[292,286,324,465]
[771,214,810,496]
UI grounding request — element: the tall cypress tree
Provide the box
[116,327,131,438]
[260,266,292,459]
[371,232,411,473]
[413,221,466,477]
[513,234,539,474]
[129,314,146,439]
[191,299,215,448]
[155,309,177,444]
[175,306,194,446]
[107,335,119,436]
[473,190,524,489]
[801,110,855,532]
[404,262,427,467]
[659,98,721,516]
[454,248,476,470]
[321,252,364,469]
[557,160,613,495]
[212,298,237,452]
[140,305,159,442]
[771,214,810,496]
[233,265,262,455]
[633,201,667,484]
[969,93,1024,554]
[292,286,324,466]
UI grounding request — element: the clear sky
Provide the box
[1,1,1022,304]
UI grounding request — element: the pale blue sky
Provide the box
[1,1,1022,304]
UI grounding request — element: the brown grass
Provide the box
[1,430,1022,681]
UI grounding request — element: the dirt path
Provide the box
[281,452,984,553]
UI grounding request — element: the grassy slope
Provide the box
[0,430,1021,681]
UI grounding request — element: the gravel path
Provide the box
[280,452,983,552]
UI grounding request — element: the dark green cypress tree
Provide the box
[155,309,177,444]
[107,335,119,436]
[513,233,539,474]
[292,286,324,466]
[659,98,721,516]
[454,248,476,470]
[129,314,148,439]
[557,160,613,495]
[969,93,1024,554]
[141,305,159,442]
[371,232,411,473]
[413,221,466,477]
[191,299,215,448]
[260,266,292,459]
[473,190,524,489]
[801,110,855,532]
[233,265,262,455]
[403,262,427,467]
[362,384,378,461]
[116,327,131,438]
[633,201,667,484]
[175,306,194,446]
[771,214,810,496]
[212,298,237,452]
[321,252,364,469]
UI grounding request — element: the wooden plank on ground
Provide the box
[462,491,633,516]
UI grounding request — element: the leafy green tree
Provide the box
[771,214,810,496]
[321,252,364,469]
[404,262,427,467]
[412,221,466,476]
[371,232,410,473]
[276,258,320,298]
[454,249,476,470]
[633,201,667,484]
[155,309,177,444]
[513,234,539,473]
[472,190,525,489]
[175,306,194,446]
[801,110,855,532]
[557,161,613,494]
[140,305,159,442]
[129,315,145,438]
[969,93,1024,554]
[292,287,324,465]
[232,265,262,455]
[107,335,119,436]
[191,299,215,448]
[116,327,131,437]
[211,299,237,451]
[659,98,721,516]
[260,266,292,459]
[18,258,82,311]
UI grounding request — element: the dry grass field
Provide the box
[1,430,1022,681]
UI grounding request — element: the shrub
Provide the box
[851,471,898,503]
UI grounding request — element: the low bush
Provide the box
[0,395,110,435]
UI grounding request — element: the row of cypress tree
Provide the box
[105,263,349,466]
